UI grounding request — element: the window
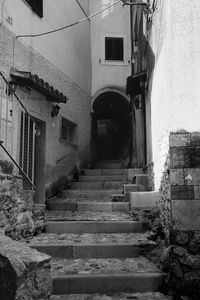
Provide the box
[60,118,77,145]
[24,0,43,17]
[105,37,124,61]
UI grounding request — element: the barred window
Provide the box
[60,118,77,145]
[24,0,43,17]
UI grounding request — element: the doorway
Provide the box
[91,91,130,166]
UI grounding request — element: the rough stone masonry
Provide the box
[159,132,200,299]
[0,163,52,299]
[0,172,45,240]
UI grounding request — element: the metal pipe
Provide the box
[0,140,36,189]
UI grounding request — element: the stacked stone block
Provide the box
[0,173,45,240]
[0,234,52,299]
[161,132,200,298]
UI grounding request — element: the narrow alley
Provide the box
[0,0,200,300]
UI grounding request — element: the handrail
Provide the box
[0,141,36,189]
[56,153,72,165]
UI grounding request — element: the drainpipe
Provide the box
[128,0,137,168]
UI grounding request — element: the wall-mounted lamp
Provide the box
[135,95,142,110]
[51,104,60,117]
[8,82,17,95]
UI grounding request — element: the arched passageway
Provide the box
[91,91,130,165]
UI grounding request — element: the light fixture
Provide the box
[51,104,60,117]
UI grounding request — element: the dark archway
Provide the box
[91,91,130,165]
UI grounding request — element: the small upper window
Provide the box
[105,37,124,61]
[24,0,43,18]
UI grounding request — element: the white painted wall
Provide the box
[148,0,200,189]
[1,0,91,94]
[89,0,131,98]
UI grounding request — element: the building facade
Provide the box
[90,0,147,168]
[0,0,92,202]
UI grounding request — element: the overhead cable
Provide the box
[16,0,121,39]
[75,0,90,22]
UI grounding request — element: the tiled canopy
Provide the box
[10,68,68,103]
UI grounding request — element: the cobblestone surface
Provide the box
[51,257,161,275]
[28,232,154,245]
[46,211,134,222]
[50,292,171,300]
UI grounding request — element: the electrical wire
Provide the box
[16,0,121,39]
[75,0,90,22]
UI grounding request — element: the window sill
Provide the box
[100,60,129,67]
[59,138,78,148]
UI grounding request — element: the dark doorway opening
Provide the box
[92,91,129,165]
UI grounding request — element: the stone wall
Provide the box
[159,132,200,299]
[158,156,171,244]
[0,173,45,240]
[0,234,52,299]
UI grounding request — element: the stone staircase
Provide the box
[29,162,169,299]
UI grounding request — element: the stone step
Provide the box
[45,221,142,234]
[79,175,127,182]
[84,169,127,175]
[95,162,122,169]
[47,200,130,212]
[50,292,171,300]
[51,257,164,294]
[60,189,122,200]
[47,200,129,212]
[45,211,134,222]
[29,232,156,259]
[70,181,126,190]
[84,168,143,176]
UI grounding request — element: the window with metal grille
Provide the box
[24,0,43,17]
[105,37,124,61]
[60,118,77,145]
[19,111,36,189]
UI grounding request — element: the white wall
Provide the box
[89,0,131,98]
[1,0,91,94]
[148,0,200,189]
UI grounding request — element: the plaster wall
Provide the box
[147,0,200,189]
[0,24,91,196]
[1,0,91,94]
[89,0,131,99]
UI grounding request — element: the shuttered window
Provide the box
[105,37,124,61]
[19,111,36,189]
[24,0,43,17]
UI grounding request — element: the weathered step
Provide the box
[60,189,122,200]
[84,169,127,175]
[45,211,134,222]
[84,168,143,176]
[51,257,164,294]
[70,181,126,190]
[95,162,122,169]
[79,174,127,182]
[29,232,156,258]
[47,199,130,212]
[46,221,142,234]
[50,292,171,300]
